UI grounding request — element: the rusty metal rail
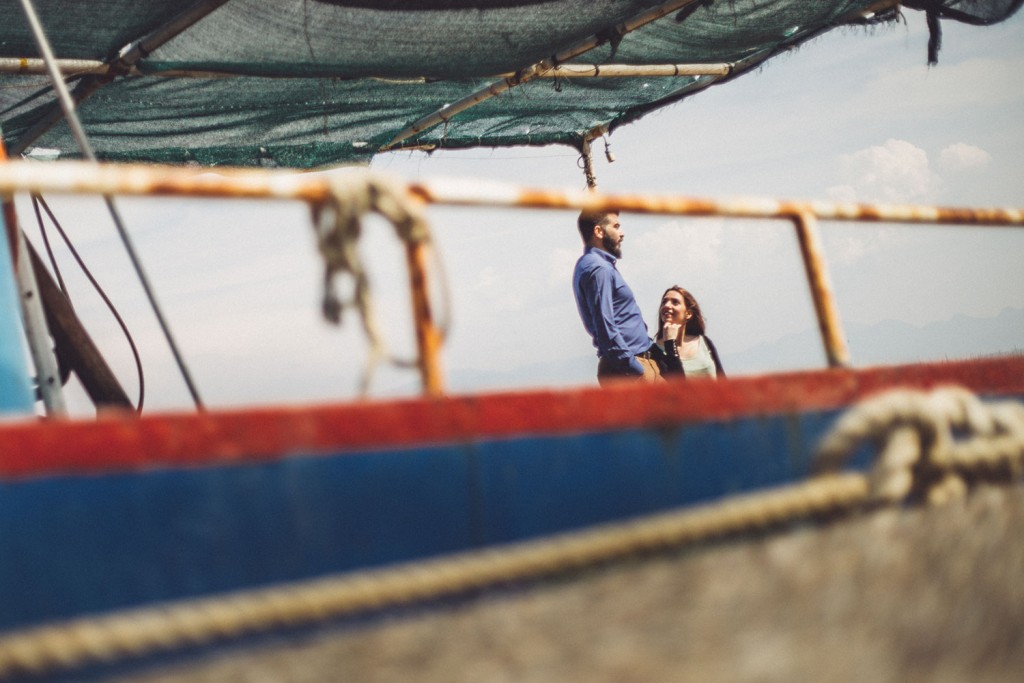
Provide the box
[1,161,1020,227]
[1,160,1021,382]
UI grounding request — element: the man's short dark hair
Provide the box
[577,210,618,242]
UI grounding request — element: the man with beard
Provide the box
[572,210,661,386]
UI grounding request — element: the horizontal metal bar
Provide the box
[414,178,1024,226]
[0,161,1020,227]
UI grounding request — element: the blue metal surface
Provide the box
[0,408,842,631]
[0,212,34,416]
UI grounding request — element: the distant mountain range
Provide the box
[448,307,1024,393]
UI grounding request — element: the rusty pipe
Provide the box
[790,210,850,368]
[1,162,1020,228]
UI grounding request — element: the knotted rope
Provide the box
[310,170,447,394]
[1,386,1021,679]
[814,386,1024,505]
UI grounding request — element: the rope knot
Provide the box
[310,170,437,393]
[813,386,1024,506]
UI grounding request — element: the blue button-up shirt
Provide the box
[573,247,651,361]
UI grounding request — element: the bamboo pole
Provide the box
[0,59,731,80]
[497,63,732,79]
[580,138,597,189]
[0,57,109,76]
[380,0,708,151]
[7,0,231,156]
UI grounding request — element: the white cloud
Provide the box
[631,218,724,280]
[938,142,992,172]
[828,139,942,203]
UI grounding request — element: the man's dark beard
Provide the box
[601,233,622,258]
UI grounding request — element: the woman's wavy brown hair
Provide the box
[657,285,706,341]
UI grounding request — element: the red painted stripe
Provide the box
[1,356,1022,479]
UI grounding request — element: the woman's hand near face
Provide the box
[663,322,681,342]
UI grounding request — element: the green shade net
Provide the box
[1,0,1020,168]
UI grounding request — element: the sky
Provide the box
[12,8,1024,416]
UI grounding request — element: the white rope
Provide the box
[310,169,447,394]
[813,386,1024,505]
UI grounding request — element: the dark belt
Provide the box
[636,349,653,360]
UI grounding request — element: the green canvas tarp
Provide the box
[1,0,1020,168]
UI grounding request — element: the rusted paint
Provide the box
[405,239,445,396]
[1,161,1021,227]
[0,355,1021,480]
[791,211,850,368]
[514,188,577,211]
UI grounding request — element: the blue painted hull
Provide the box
[1,357,1022,633]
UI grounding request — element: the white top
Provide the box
[681,336,717,378]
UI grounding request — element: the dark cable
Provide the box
[32,193,146,413]
[19,0,203,409]
[31,194,69,296]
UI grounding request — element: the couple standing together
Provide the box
[572,210,725,386]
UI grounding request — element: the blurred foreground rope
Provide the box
[310,169,449,394]
[1,387,1022,679]
[814,385,1024,505]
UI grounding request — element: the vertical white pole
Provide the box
[13,223,66,415]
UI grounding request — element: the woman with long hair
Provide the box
[652,286,725,378]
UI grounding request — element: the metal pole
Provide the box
[12,216,67,413]
[404,240,444,397]
[1,133,66,414]
[0,162,1022,228]
[790,210,849,368]
[17,0,205,409]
